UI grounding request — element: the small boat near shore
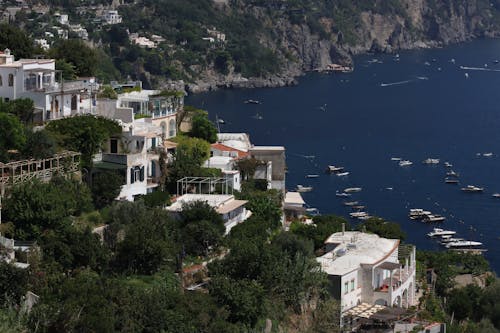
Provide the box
[296,185,313,192]
[445,178,459,184]
[327,165,345,173]
[461,185,484,193]
[445,240,483,248]
[391,157,402,161]
[335,191,351,197]
[444,162,453,167]
[306,174,319,178]
[336,172,350,177]
[409,209,432,220]
[422,214,446,223]
[446,170,459,177]
[492,193,500,198]
[343,201,359,206]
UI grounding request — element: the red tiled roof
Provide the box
[211,143,248,158]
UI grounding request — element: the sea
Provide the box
[186,38,500,273]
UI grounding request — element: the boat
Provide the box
[252,113,263,120]
[461,185,484,193]
[344,187,362,193]
[444,162,453,167]
[244,99,261,104]
[446,170,459,177]
[217,118,225,124]
[441,237,464,244]
[336,172,350,177]
[352,205,365,210]
[422,214,446,223]
[327,165,345,173]
[445,240,483,248]
[423,158,440,164]
[409,209,432,220]
[350,211,368,218]
[427,228,456,237]
[305,208,320,216]
[492,193,500,198]
[357,215,372,220]
[445,178,459,184]
[391,157,402,161]
[343,201,359,206]
[306,174,319,178]
[399,160,413,167]
[296,185,313,192]
[335,191,351,197]
[483,152,493,157]
[494,60,499,64]
[465,73,469,79]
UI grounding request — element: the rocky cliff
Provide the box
[186,0,500,92]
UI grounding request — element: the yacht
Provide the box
[446,170,459,177]
[344,187,362,193]
[445,178,459,184]
[483,152,493,157]
[461,185,484,193]
[335,191,351,197]
[296,185,313,192]
[327,165,345,173]
[441,237,464,244]
[444,162,453,167]
[352,205,365,210]
[492,193,500,198]
[422,214,446,223]
[445,240,483,248]
[399,160,413,167]
[305,208,320,216]
[427,228,456,237]
[350,211,368,218]
[336,172,350,177]
[391,157,402,161]
[343,201,359,206]
[423,158,440,164]
[409,209,432,220]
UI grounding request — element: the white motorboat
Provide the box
[444,162,453,167]
[423,158,440,164]
[461,185,484,193]
[357,215,372,220]
[306,174,319,178]
[399,160,413,167]
[427,228,456,237]
[344,187,362,193]
[445,240,483,248]
[336,172,350,177]
[441,237,464,244]
[343,201,359,206]
[423,214,446,223]
[391,157,402,161]
[409,209,432,220]
[327,165,345,173]
[492,193,500,198]
[335,191,351,197]
[445,178,459,184]
[446,170,459,177]
[350,211,368,218]
[296,185,313,192]
[305,208,320,216]
[483,152,493,157]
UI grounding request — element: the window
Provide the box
[110,139,118,153]
[350,279,355,291]
[0,75,2,86]
[8,73,13,87]
[130,166,144,184]
[168,119,176,137]
[344,282,349,294]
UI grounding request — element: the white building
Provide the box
[166,194,250,234]
[130,36,156,49]
[102,10,122,25]
[97,119,164,201]
[54,12,68,25]
[0,49,90,123]
[317,231,416,321]
[69,24,88,40]
[34,38,50,51]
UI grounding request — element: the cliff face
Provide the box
[186,0,500,92]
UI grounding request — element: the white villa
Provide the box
[102,10,122,25]
[166,194,250,234]
[0,49,94,123]
[317,231,416,322]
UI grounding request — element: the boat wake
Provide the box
[380,80,413,87]
[459,66,500,72]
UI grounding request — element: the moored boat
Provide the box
[423,158,440,164]
[461,185,484,193]
[296,185,313,192]
[343,201,359,206]
[335,191,351,197]
[445,178,459,184]
[344,187,362,193]
[327,165,345,173]
[336,172,350,177]
[422,214,446,223]
[306,174,319,178]
[427,228,456,237]
[493,193,500,198]
[399,160,413,166]
[409,209,432,220]
[445,240,483,248]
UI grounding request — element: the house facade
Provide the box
[317,231,416,321]
[0,49,95,123]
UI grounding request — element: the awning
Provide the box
[216,199,248,214]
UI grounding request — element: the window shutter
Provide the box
[140,166,145,182]
[130,168,135,184]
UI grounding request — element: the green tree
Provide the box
[7,98,35,125]
[312,299,341,333]
[45,115,121,168]
[22,129,56,160]
[0,262,28,305]
[97,85,118,99]
[55,59,77,80]
[190,109,218,143]
[0,113,26,162]
[90,171,123,209]
[0,24,34,58]
[357,217,406,240]
[49,39,98,77]
[167,136,210,185]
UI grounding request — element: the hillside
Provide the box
[11,0,500,92]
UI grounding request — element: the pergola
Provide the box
[0,151,81,195]
[176,177,231,196]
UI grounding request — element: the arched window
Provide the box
[8,74,14,87]
[168,119,176,138]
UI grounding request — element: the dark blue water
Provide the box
[187,38,500,272]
